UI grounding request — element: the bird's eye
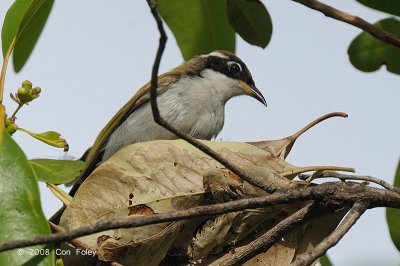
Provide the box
[227,61,242,73]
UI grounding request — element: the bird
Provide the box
[71,50,267,196]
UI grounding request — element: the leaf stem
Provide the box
[291,112,348,140]
[16,126,30,135]
[0,38,15,105]
[0,104,5,140]
[281,166,355,178]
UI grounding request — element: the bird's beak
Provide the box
[239,80,267,107]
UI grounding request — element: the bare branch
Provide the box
[308,172,400,192]
[49,222,96,256]
[292,0,400,48]
[213,202,316,266]
[146,0,167,124]
[0,182,399,253]
[145,0,276,193]
[291,201,369,266]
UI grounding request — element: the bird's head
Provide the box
[178,50,267,106]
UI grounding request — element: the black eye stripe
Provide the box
[206,55,255,87]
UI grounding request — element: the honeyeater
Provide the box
[72,50,267,195]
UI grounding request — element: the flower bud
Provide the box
[5,119,12,127]
[6,123,18,134]
[32,86,41,95]
[18,87,29,97]
[22,80,32,90]
[17,87,32,103]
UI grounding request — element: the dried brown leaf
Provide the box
[248,112,348,158]
[59,137,350,265]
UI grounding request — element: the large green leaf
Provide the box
[30,159,84,184]
[13,0,54,72]
[1,0,30,57]
[0,131,54,265]
[1,0,54,72]
[357,0,400,17]
[348,18,400,75]
[158,0,235,60]
[227,0,272,48]
[386,160,400,252]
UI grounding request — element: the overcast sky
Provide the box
[1,1,399,265]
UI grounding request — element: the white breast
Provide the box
[102,69,242,161]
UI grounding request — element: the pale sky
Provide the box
[1,1,399,265]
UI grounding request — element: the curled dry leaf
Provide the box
[59,142,349,265]
[59,113,351,265]
[249,112,348,159]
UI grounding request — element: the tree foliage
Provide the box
[0,0,399,265]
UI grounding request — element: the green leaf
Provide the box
[386,160,400,252]
[19,128,69,151]
[1,0,28,57]
[0,130,54,265]
[30,159,84,184]
[320,253,333,266]
[348,18,400,75]
[357,0,400,17]
[227,0,272,48]
[1,0,54,72]
[13,0,54,72]
[158,0,235,60]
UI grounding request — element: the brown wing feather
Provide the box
[69,74,180,197]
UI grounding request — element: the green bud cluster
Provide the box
[16,80,41,104]
[5,116,18,135]
[6,123,18,134]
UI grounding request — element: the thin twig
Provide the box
[324,172,399,192]
[292,0,400,48]
[213,202,316,266]
[0,182,399,252]
[145,0,276,193]
[291,201,369,266]
[300,172,400,193]
[49,222,96,255]
[146,0,167,125]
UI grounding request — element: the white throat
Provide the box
[193,69,243,103]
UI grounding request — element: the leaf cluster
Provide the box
[349,1,400,74]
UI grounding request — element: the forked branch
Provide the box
[0,182,399,253]
[212,202,316,266]
[291,201,369,266]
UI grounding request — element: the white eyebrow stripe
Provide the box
[202,51,229,59]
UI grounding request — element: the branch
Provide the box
[292,0,400,48]
[0,182,399,252]
[291,201,369,266]
[49,222,96,256]
[146,0,167,125]
[146,0,276,193]
[306,172,400,192]
[212,202,316,266]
